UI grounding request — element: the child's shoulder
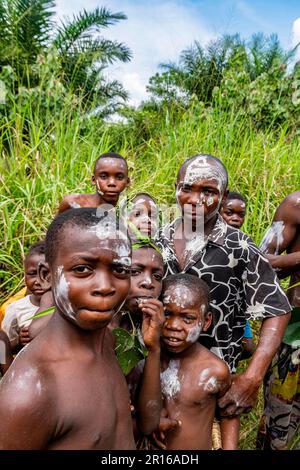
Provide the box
[197,344,230,379]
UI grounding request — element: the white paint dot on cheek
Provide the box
[206,195,214,207]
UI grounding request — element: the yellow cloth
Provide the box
[0,287,27,327]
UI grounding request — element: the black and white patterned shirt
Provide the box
[156,215,291,372]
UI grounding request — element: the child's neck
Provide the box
[29,293,41,306]
[163,342,200,363]
[49,309,108,354]
[179,213,218,238]
[94,191,118,208]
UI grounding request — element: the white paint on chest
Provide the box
[161,360,181,399]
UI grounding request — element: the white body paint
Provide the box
[198,368,218,392]
[186,321,203,342]
[161,359,181,399]
[260,221,285,255]
[183,155,227,192]
[52,266,76,321]
[69,201,81,209]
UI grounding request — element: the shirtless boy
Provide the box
[258,189,300,449]
[0,208,135,449]
[58,152,130,213]
[158,274,231,450]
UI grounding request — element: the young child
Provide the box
[220,191,247,230]
[111,241,165,438]
[1,241,47,352]
[0,330,13,376]
[121,192,159,239]
[58,152,130,213]
[156,153,290,434]
[156,274,231,450]
[220,192,255,358]
[0,208,135,449]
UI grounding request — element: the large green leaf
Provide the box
[113,327,148,376]
[282,308,300,347]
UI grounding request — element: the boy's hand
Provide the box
[19,327,32,346]
[218,373,259,416]
[151,416,180,449]
[139,298,165,353]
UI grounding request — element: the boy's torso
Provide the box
[11,331,135,450]
[160,346,226,450]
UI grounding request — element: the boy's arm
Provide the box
[218,314,290,416]
[0,330,13,375]
[219,416,240,450]
[0,365,55,449]
[260,195,300,277]
[137,298,165,435]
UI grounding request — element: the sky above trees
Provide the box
[55,0,300,105]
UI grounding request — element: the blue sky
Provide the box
[55,1,300,105]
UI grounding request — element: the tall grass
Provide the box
[1,99,299,301]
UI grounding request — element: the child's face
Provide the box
[124,247,164,315]
[220,199,246,229]
[92,157,129,205]
[162,284,211,354]
[176,158,227,223]
[128,196,159,236]
[24,253,46,298]
[50,224,131,330]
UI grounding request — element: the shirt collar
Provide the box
[161,214,227,247]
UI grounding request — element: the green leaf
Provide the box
[27,306,55,321]
[113,327,148,376]
[282,320,300,348]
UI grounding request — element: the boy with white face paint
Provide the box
[0,208,136,450]
[156,153,291,447]
[154,274,231,450]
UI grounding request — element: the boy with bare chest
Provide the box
[158,274,231,450]
[0,208,135,449]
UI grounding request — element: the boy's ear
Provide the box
[126,177,130,187]
[38,262,52,291]
[91,175,96,186]
[202,311,212,332]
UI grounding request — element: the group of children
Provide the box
[0,152,292,450]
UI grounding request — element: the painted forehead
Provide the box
[179,156,227,191]
[95,157,128,172]
[58,221,131,261]
[224,199,246,208]
[163,283,208,309]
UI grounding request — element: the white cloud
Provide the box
[55,0,214,105]
[291,17,300,59]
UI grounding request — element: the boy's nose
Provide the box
[91,271,116,296]
[107,177,116,187]
[140,275,154,290]
[166,318,182,330]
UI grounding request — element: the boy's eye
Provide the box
[72,265,91,274]
[99,173,108,179]
[224,210,232,216]
[131,268,141,276]
[112,264,131,276]
[27,271,37,276]
[181,185,192,192]
[116,174,125,180]
[153,273,163,281]
[133,210,141,218]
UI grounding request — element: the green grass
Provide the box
[1,98,299,449]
